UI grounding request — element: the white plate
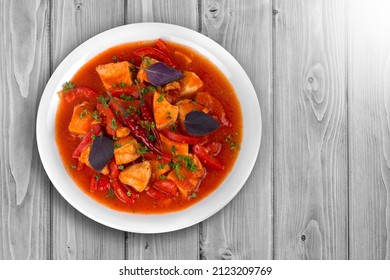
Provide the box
[36,23,261,233]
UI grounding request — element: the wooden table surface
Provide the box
[1,0,389,260]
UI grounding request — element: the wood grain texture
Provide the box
[199,0,273,259]
[51,0,125,260]
[0,0,51,259]
[125,0,200,260]
[273,0,348,259]
[349,0,390,259]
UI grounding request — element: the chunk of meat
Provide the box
[137,57,158,83]
[163,81,180,92]
[153,92,179,130]
[150,160,171,180]
[78,145,109,175]
[160,134,188,156]
[174,51,192,65]
[167,154,204,197]
[96,61,132,90]
[116,126,130,138]
[178,71,203,98]
[113,136,140,165]
[176,99,209,125]
[68,102,97,135]
[195,91,230,127]
[119,161,152,192]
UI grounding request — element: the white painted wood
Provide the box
[273,0,348,259]
[51,0,125,259]
[199,0,273,259]
[349,0,390,260]
[126,0,200,260]
[0,0,51,259]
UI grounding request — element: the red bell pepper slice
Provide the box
[192,144,224,171]
[108,159,119,179]
[160,129,208,145]
[146,187,170,200]
[132,47,175,67]
[155,39,170,56]
[72,124,101,159]
[152,179,179,197]
[90,174,111,192]
[112,180,137,205]
[64,87,97,103]
[90,176,98,192]
[97,175,111,191]
[109,85,139,99]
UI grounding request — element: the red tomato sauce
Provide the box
[55,40,242,214]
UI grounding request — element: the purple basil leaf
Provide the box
[145,62,183,86]
[89,135,114,172]
[184,111,220,136]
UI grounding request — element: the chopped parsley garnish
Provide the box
[120,94,135,101]
[142,56,151,67]
[118,164,124,170]
[171,145,177,154]
[92,110,100,121]
[157,94,165,102]
[171,123,177,131]
[147,86,156,93]
[169,161,184,180]
[166,111,172,119]
[157,86,162,91]
[106,189,115,199]
[176,155,198,172]
[140,87,149,96]
[126,190,132,197]
[70,164,76,169]
[119,82,127,88]
[91,134,96,140]
[137,143,150,155]
[114,110,120,117]
[157,162,166,170]
[225,134,241,151]
[139,120,155,131]
[147,134,156,142]
[128,105,140,115]
[113,143,121,149]
[156,154,162,160]
[79,109,89,119]
[112,56,119,62]
[190,192,198,198]
[98,96,109,108]
[111,118,117,131]
[94,174,101,180]
[160,175,167,180]
[62,81,75,92]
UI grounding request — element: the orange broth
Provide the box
[55,40,242,213]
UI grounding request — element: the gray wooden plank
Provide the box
[199,0,273,260]
[51,0,125,260]
[0,0,51,259]
[273,0,348,259]
[125,0,199,260]
[349,0,390,260]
